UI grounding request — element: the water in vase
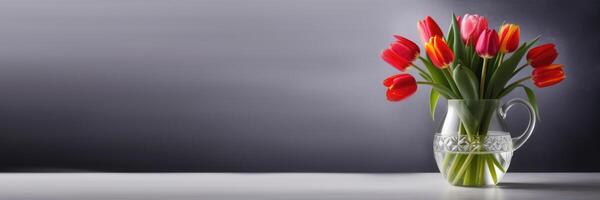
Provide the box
[433,131,513,186]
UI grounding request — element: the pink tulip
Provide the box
[461,14,488,45]
[475,29,499,59]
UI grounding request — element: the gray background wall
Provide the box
[0,0,598,172]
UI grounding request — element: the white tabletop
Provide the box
[1,173,599,200]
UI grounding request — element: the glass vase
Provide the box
[433,99,536,187]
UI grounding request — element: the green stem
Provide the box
[497,76,532,98]
[451,147,480,185]
[478,155,486,185]
[491,156,506,173]
[463,160,472,186]
[475,156,482,186]
[447,154,465,181]
[497,53,505,68]
[513,63,529,75]
[465,46,472,69]
[487,155,498,184]
[466,156,475,186]
[460,123,469,138]
[411,64,432,80]
[480,58,488,99]
[441,153,455,174]
[488,53,503,80]
[512,76,532,86]
[442,67,461,98]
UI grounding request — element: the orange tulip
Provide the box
[381,36,420,71]
[383,74,417,102]
[532,64,565,88]
[417,16,444,45]
[425,36,454,69]
[527,44,558,68]
[498,24,520,53]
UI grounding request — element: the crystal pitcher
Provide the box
[433,99,536,186]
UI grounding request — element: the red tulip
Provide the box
[417,16,444,45]
[461,14,488,45]
[383,74,417,102]
[498,24,520,53]
[532,64,565,88]
[527,44,558,68]
[381,36,420,71]
[425,36,454,69]
[475,29,499,59]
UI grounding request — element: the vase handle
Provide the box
[498,98,537,151]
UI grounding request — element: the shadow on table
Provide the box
[498,181,600,192]
[440,181,600,200]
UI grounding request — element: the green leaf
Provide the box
[512,64,528,77]
[470,53,482,76]
[446,23,454,49]
[520,85,541,120]
[488,37,540,98]
[430,89,440,120]
[488,44,526,97]
[418,72,432,82]
[487,45,527,97]
[453,65,479,99]
[420,57,451,89]
[487,53,502,81]
[421,55,461,99]
[462,66,481,90]
[497,80,521,98]
[442,69,461,98]
[420,82,458,99]
[526,35,541,49]
[451,13,465,68]
[431,84,457,99]
[467,46,477,70]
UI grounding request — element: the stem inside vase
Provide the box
[434,99,512,186]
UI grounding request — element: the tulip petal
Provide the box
[381,49,410,71]
[383,74,404,87]
[425,36,454,69]
[461,14,488,45]
[418,16,444,44]
[499,24,520,53]
[384,74,417,102]
[476,29,499,58]
[527,44,558,68]
[532,64,565,88]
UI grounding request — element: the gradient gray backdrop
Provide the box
[0,0,598,172]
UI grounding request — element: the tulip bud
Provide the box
[461,14,488,45]
[527,44,558,68]
[417,16,444,45]
[498,24,520,53]
[381,36,420,71]
[383,74,418,101]
[532,64,565,88]
[425,36,454,69]
[475,29,499,59]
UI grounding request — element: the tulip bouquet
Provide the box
[381,14,564,186]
